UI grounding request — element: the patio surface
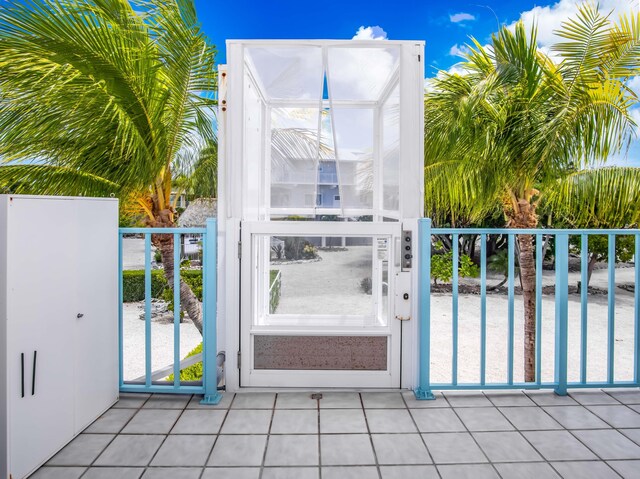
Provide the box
[32,389,640,479]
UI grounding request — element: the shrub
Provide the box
[163,269,203,311]
[122,270,167,302]
[302,243,317,259]
[431,241,479,284]
[167,342,203,382]
[122,269,203,303]
[360,277,372,294]
[271,244,284,259]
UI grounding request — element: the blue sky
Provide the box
[194,0,535,76]
[194,0,640,165]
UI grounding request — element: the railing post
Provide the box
[118,232,124,389]
[554,233,569,396]
[415,218,435,400]
[635,234,640,386]
[201,218,223,405]
[144,234,152,388]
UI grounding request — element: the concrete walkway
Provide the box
[33,389,640,478]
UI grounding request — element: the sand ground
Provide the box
[121,302,202,381]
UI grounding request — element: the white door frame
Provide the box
[240,221,401,388]
[217,40,425,392]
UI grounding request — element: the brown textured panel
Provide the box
[254,335,387,370]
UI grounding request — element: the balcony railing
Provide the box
[415,219,640,400]
[118,219,221,404]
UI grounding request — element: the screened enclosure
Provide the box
[219,40,424,389]
[240,43,409,220]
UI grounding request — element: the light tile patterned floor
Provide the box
[32,389,640,478]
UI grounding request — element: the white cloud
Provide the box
[449,44,470,57]
[631,107,640,135]
[513,0,638,50]
[628,76,640,97]
[450,12,476,23]
[352,25,388,40]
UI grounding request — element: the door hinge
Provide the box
[238,241,242,259]
[418,54,421,62]
[237,351,241,368]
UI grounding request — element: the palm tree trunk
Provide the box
[517,233,537,382]
[587,254,598,286]
[508,198,539,383]
[153,233,204,335]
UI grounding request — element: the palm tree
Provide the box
[0,0,216,334]
[424,4,640,381]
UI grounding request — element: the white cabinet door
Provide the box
[73,199,119,431]
[7,197,76,479]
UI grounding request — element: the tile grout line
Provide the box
[489,391,575,479]
[401,391,442,478]
[492,390,624,479]
[140,394,191,475]
[257,394,277,479]
[443,391,503,478]
[199,393,235,479]
[358,393,383,479]
[76,392,154,478]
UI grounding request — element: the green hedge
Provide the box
[122,270,167,302]
[122,269,203,303]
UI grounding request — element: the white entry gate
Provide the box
[217,40,425,390]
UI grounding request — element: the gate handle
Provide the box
[32,351,37,396]
[20,353,24,398]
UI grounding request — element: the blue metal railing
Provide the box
[415,219,640,399]
[118,219,221,404]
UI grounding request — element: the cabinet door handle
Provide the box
[20,353,24,398]
[32,350,37,396]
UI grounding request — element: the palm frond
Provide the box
[0,164,120,196]
[0,0,217,211]
[542,167,640,227]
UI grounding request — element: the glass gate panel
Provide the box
[256,235,388,324]
[241,222,401,388]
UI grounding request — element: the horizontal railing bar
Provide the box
[427,382,640,390]
[430,228,640,235]
[119,227,206,234]
[430,383,558,390]
[565,382,640,389]
[120,384,204,395]
[124,380,203,387]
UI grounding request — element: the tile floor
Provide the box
[32,388,640,478]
